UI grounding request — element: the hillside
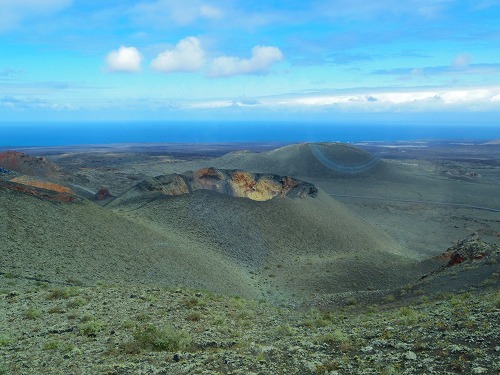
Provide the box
[211,142,388,179]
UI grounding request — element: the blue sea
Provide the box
[1,121,499,147]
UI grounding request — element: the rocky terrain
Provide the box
[0,272,498,374]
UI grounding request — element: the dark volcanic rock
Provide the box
[95,187,113,201]
[135,168,318,201]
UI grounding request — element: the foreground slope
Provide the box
[1,276,498,375]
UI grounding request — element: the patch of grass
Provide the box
[78,320,105,336]
[383,294,396,303]
[80,313,94,322]
[66,296,86,308]
[42,340,62,351]
[274,324,297,337]
[316,328,352,350]
[346,297,357,306]
[48,305,65,314]
[301,308,335,328]
[46,287,80,300]
[66,277,84,286]
[182,296,200,309]
[186,311,202,322]
[34,281,49,288]
[129,324,192,352]
[24,308,43,320]
[379,365,402,375]
[0,334,12,347]
[121,320,135,329]
[134,313,150,322]
[397,306,423,324]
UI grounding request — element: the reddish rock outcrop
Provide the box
[440,233,498,267]
[0,179,76,203]
[113,168,319,207]
[0,151,60,178]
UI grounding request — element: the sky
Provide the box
[1,0,500,124]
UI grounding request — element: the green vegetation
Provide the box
[48,305,65,314]
[315,328,352,351]
[128,324,192,352]
[185,311,202,322]
[24,308,43,320]
[0,335,12,347]
[46,287,80,300]
[78,320,105,336]
[42,340,62,351]
[66,296,86,308]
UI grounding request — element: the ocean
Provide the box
[1,121,499,147]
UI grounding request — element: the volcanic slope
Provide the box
[1,164,421,302]
[106,169,421,301]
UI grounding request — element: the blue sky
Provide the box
[1,0,500,123]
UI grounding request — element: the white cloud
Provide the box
[106,46,142,73]
[0,0,72,31]
[208,46,284,78]
[151,37,205,73]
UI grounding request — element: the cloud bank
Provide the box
[151,37,205,73]
[185,86,500,112]
[208,46,284,77]
[106,46,142,73]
